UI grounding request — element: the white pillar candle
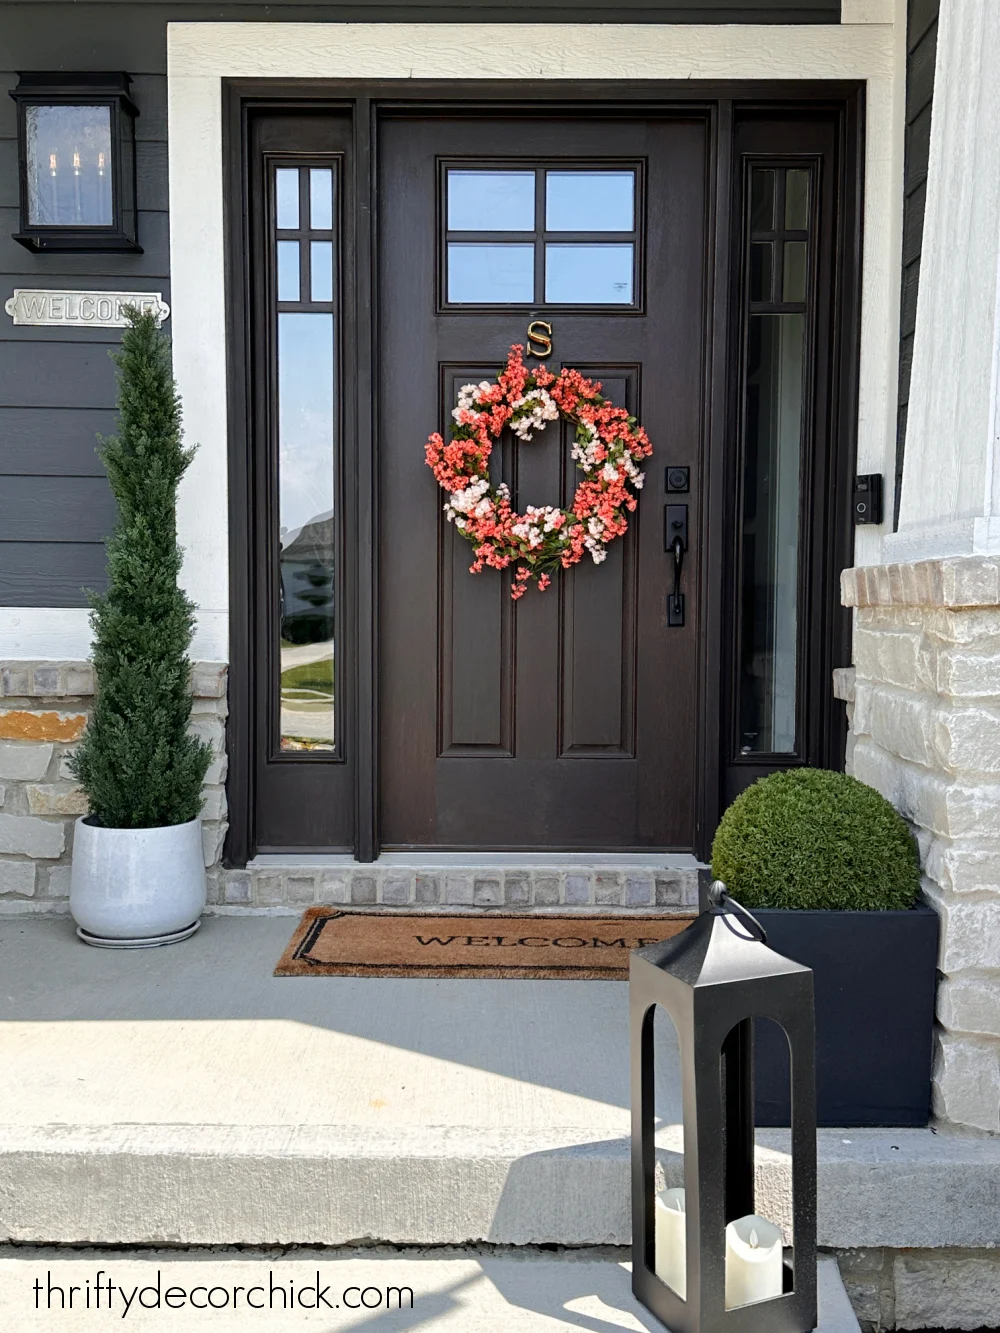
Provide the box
[725,1213,784,1309]
[654,1186,686,1299]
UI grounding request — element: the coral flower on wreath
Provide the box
[424,344,653,600]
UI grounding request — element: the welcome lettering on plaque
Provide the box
[4,289,170,329]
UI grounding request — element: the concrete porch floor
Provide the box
[1,916,998,1254]
[0,1248,859,1331]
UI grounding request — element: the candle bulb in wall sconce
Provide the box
[654,1187,686,1299]
[725,1214,784,1309]
[98,151,105,176]
[72,150,81,175]
[48,153,57,176]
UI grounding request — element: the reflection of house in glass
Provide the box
[280,510,334,644]
[279,511,335,750]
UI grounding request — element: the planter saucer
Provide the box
[76,921,201,950]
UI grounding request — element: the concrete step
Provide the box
[2,917,999,1252]
[0,1248,860,1332]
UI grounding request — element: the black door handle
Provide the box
[668,534,685,626]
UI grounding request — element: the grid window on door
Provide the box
[272,163,339,755]
[444,165,640,307]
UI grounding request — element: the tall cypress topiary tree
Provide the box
[69,308,212,828]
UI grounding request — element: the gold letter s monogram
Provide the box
[526,320,553,359]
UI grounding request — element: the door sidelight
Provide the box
[665,503,687,627]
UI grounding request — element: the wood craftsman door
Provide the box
[234,93,858,863]
[377,114,709,850]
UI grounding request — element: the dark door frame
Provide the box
[223,79,863,867]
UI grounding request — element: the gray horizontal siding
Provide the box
[0,476,116,541]
[0,210,170,276]
[0,343,122,408]
[0,409,116,474]
[0,543,109,605]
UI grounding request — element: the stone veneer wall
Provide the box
[835,1246,1000,1332]
[841,556,1000,1134]
[0,662,228,906]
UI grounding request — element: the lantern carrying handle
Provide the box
[707,880,768,944]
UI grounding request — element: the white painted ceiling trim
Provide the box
[6,19,900,660]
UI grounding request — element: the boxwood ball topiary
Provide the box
[711,768,921,911]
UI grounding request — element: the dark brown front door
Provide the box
[378,114,709,850]
[230,90,860,865]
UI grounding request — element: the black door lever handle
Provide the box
[668,535,685,626]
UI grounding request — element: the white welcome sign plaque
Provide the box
[4,289,170,328]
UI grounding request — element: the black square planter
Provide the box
[750,905,940,1127]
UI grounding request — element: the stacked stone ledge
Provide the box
[841,556,1000,1133]
[0,662,229,907]
[210,863,700,913]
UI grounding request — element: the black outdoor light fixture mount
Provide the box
[630,882,817,1333]
[10,72,141,253]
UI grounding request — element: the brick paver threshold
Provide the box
[276,909,695,978]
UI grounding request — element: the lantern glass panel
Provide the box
[721,1016,794,1309]
[25,104,113,226]
[651,1004,686,1300]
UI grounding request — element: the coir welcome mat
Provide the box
[275,908,696,979]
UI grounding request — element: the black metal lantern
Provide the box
[10,72,140,253]
[630,883,817,1332]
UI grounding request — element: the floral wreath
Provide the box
[425,345,652,600]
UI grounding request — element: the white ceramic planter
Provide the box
[70,816,206,947]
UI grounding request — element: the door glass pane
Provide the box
[785,169,810,230]
[275,168,299,230]
[277,311,336,751]
[310,168,333,230]
[277,241,299,302]
[447,243,534,303]
[739,314,804,755]
[26,104,113,226]
[545,171,634,231]
[545,244,633,304]
[750,169,775,232]
[782,241,807,303]
[311,241,333,302]
[447,170,535,231]
[749,243,773,303]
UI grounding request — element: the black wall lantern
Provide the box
[10,72,140,253]
[630,883,817,1332]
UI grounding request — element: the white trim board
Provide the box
[7,20,901,660]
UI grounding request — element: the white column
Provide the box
[888,0,1000,561]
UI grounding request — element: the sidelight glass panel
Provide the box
[749,243,773,303]
[275,168,299,230]
[447,170,535,232]
[277,241,300,302]
[26,105,113,226]
[447,242,534,303]
[750,168,775,232]
[310,168,333,230]
[738,313,805,755]
[545,244,633,304]
[545,170,634,231]
[311,241,333,301]
[277,311,336,750]
[784,169,810,230]
[782,241,807,304]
